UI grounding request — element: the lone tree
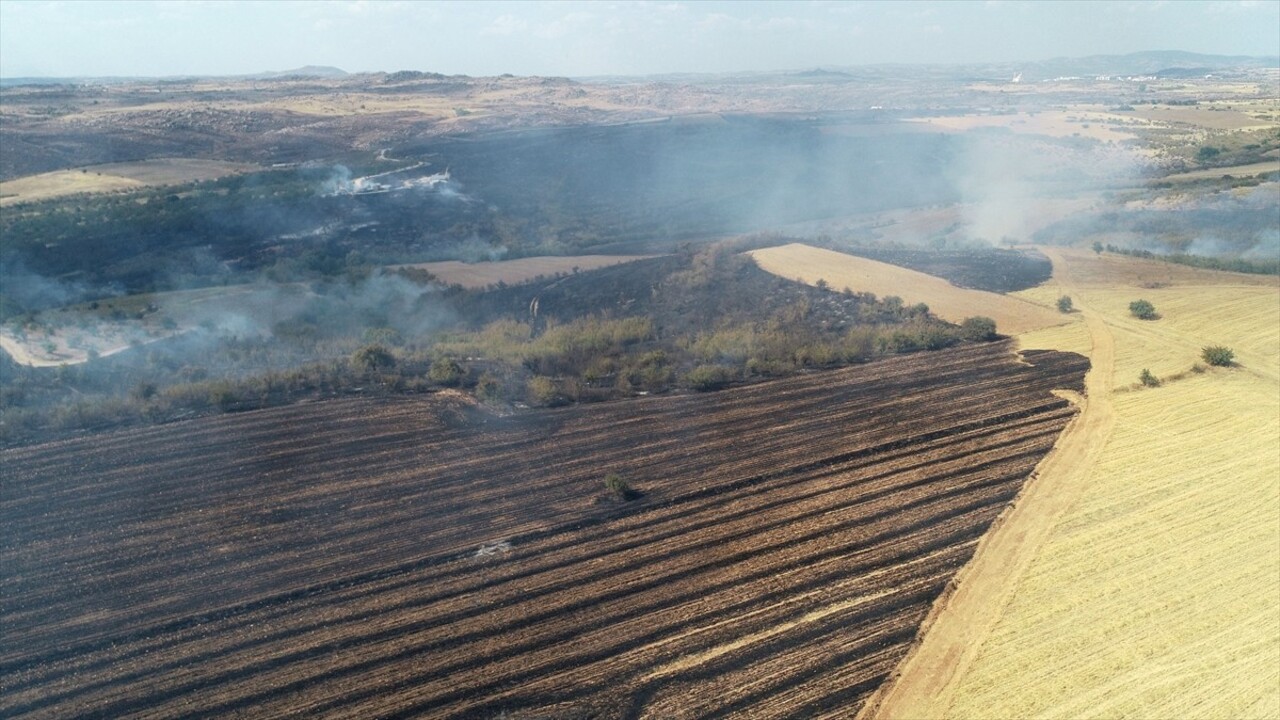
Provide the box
[1092,241,1104,254]
[1057,295,1074,313]
[1201,345,1235,367]
[1129,299,1158,320]
[1139,369,1160,387]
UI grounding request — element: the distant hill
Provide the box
[1024,50,1278,79]
[248,65,348,79]
[0,66,348,87]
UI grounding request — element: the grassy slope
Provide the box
[944,248,1280,718]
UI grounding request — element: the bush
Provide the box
[960,316,998,341]
[603,473,639,501]
[1139,369,1160,387]
[427,358,464,386]
[526,375,562,407]
[1056,295,1073,313]
[685,364,736,391]
[350,344,395,372]
[1129,299,1157,320]
[1201,345,1235,367]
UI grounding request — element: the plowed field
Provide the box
[1,342,1087,719]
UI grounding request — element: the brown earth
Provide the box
[1,341,1086,719]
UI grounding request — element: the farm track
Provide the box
[1,341,1087,718]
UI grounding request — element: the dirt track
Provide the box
[862,247,1117,719]
[1,342,1086,718]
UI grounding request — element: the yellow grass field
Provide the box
[1163,160,1280,182]
[868,247,1280,719]
[748,243,1067,336]
[396,255,653,289]
[903,110,1146,142]
[0,158,258,206]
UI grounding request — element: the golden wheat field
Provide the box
[932,248,1280,719]
[748,243,1067,336]
[0,158,257,205]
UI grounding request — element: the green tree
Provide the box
[1056,295,1074,313]
[1092,241,1104,254]
[1139,369,1160,387]
[1201,346,1235,367]
[1129,299,1157,320]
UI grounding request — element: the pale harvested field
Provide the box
[749,244,1067,336]
[1163,160,1280,181]
[0,158,257,205]
[1127,105,1279,131]
[904,111,1145,142]
[396,255,653,289]
[870,247,1280,719]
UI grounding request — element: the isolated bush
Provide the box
[1092,241,1104,254]
[603,473,639,501]
[1129,299,1157,320]
[1056,295,1074,313]
[960,316,998,341]
[1201,345,1235,367]
[1139,369,1160,387]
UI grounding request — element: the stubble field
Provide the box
[1,341,1087,718]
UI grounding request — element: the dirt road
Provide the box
[861,247,1117,720]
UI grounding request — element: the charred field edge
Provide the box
[0,340,1089,719]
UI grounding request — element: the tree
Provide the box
[1139,369,1160,387]
[1056,295,1074,313]
[1201,345,1235,367]
[1092,241,1104,254]
[1129,299,1157,320]
[960,316,998,341]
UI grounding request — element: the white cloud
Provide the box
[481,13,527,36]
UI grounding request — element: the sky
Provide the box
[1,0,1277,79]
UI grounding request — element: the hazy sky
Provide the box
[1,0,1277,78]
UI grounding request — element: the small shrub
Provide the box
[1128,299,1157,320]
[1092,241,1104,254]
[1201,345,1235,367]
[1056,295,1073,313]
[427,358,464,386]
[1139,369,1160,387]
[685,364,735,391]
[350,344,395,372]
[960,316,998,341]
[603,473,639,501]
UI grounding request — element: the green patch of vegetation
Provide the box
[1139,368,1160,387]
[1129,299,1158,320]
[1201,345,1235,367]
[1056,295,1074,313]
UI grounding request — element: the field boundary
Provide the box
[861,247,1117,719]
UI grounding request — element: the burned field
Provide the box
[1,341,1087,718]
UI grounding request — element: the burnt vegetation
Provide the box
[0,239,997,445]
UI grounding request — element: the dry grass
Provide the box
[904,110,1146,142]
[0,158,257,205]
[748,243,1067,336]
[939,249,1280,719]
[396,255,653,289]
